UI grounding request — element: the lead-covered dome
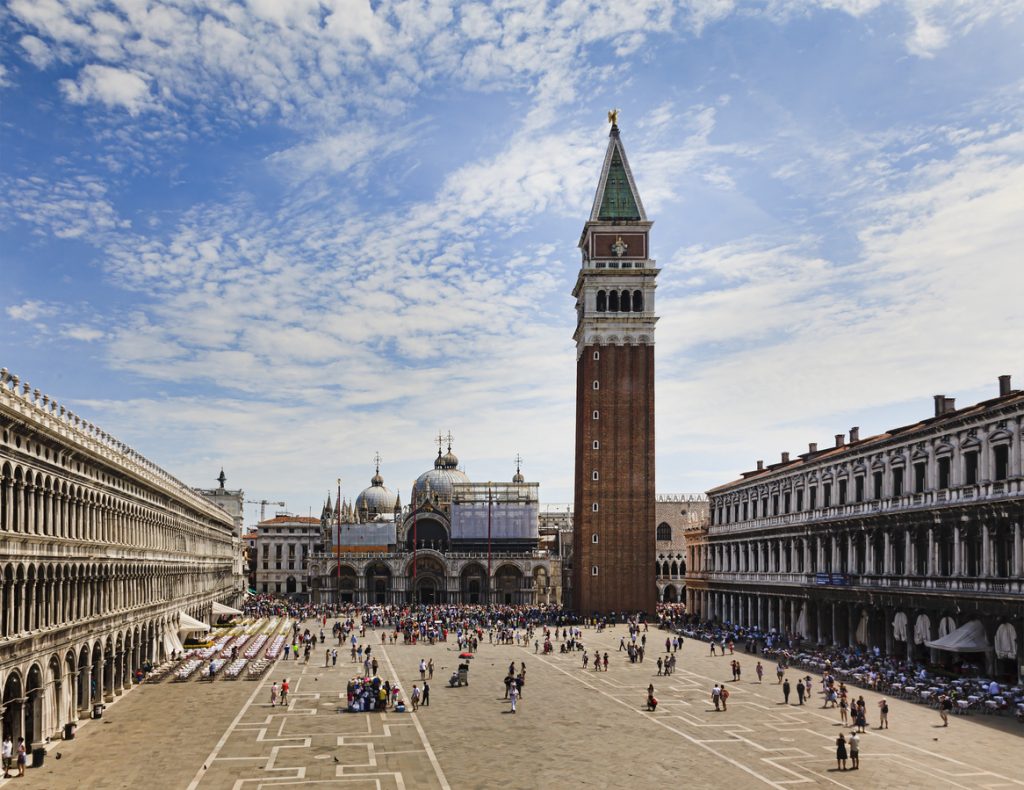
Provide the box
[414,448,469,503]
[355,465,398,516]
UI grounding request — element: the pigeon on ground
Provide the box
[333,756,339,763]
[55,753,62,760]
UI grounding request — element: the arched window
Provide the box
[621,291,631,312]
[656,522,671,541]
[632,290,643,312]
[596,290,607,312]
[608,290,619,312]
[670,560,678,576]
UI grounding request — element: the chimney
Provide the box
[849,426,859,443]
[835,433,845,448]
[943,396,955,413]
[934,394,945,417]
[781,452,790,463]
[999,374,1012,397]
[756,460,764,472]
[808,442,818,454]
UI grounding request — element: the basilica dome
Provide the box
[355,466,398,516]
[413,447,470,504]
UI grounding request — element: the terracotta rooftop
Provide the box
[257,515,320,526]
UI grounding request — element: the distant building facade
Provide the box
[255,514,321,598]
[194,468,246,594]
[655,494,708,604]
[688,375,1024,679]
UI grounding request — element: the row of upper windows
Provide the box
[596,290,643,313]
[713,445,1012,525]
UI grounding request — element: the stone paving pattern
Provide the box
[9,621,1024,789]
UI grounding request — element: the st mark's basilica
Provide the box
[302,438,561,607]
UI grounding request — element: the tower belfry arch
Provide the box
[571,113,658,615]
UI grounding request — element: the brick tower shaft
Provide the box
[571,118,658,616]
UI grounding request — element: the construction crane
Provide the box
[246,499,286,523]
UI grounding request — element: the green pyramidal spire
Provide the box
[597,148,641,220]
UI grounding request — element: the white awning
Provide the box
[796,604,808,638]
[892,611,908,642]
[855,610,869,645]
[170,629,185,654]
[913,614,931,646]
[212,601,243,617]
[938,616,956,637]
[162,632,175,660]
[178,612,210,635]
[994,622,1017,660]
[925,619,991,653]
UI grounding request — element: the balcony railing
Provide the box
[697,570,1024,595]
[709,479,1023,535]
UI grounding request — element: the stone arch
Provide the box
[332,564,359,603]
[406,514,449,552]
[493,563,525,605]
[25,662,44,746]
[365,562,392,605]
[460,562,488,604]
[2,669,25,743]
[662,584,678,603]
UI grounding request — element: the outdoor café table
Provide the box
[920,690,933,701]
[956,700,971,713]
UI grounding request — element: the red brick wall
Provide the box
[572,343,656,614]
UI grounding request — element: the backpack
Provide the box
[721,688,730,700]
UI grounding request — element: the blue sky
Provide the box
[2,0,1023,525]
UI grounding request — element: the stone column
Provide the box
[1014,523,1022,577]
[883,532,892,574]
[927,528,935,577]
[981,523,991,578]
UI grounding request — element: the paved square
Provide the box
[15,620,1024,789]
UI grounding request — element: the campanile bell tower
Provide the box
[571,113,657,615]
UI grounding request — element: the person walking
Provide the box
[657,657,663,676]
[410,684,421,712]
[422,682,430,707]
[332,648,337,666]
[281,678,289,705]
[711,684,722,711]
[849,731,860,770]
[756,661,764,683]
[796,679,805,705]
[428,659,434,679]
[720,685,730,711]
[835,733,848,771]
[782,678,791,705]
[270,682,279,707]
[15,738,25,778]
[2,734,12,778]
[878,698,889,729]
[939,694,952,726]
[509,681,519,714]
[603,652,609,671]
[419,658,426,680]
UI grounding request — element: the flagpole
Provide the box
[412,492,418,604]
[336,477,341,604]
[487,481,493,604]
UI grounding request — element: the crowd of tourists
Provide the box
[657,606,1024,722]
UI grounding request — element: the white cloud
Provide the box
[19,35,55,68]
[63,326,105,342]
[60,64,153,116]
[266,124,416,182]
[6,300,57,322]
